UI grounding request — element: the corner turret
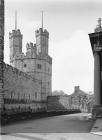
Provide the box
[35,28,49,55]
[9,29,23,64]
[35,12,49,55]
[9,12,23,65]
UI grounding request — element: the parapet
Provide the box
[36,54,52,64]
[74,86,80,93]
[26,42,37,56]
[35,28,49,38]
[46,55,52,64]
[9,29,23,39]
[26,42,33,50]
[12,52,25,60]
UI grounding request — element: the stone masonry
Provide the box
[3,63,47,112]
[9,27,52,100]
[0,0,4,112]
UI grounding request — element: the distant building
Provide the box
[87,94,95,113]
[70,86,95,112]
[47,87,95,112]
[70,86,88,112]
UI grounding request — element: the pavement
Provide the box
[90,118,102,136]
[1,133,102,140]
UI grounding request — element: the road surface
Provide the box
[1,113,94,133]
[1,113,102,140]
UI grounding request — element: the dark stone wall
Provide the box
[47,95,70,111]
[0,0,4,111]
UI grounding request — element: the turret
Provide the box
[9,12,23,64]
[35,28,49,55]
[26,42,36,56]
[35,12,49,55]
[74,86,80,93]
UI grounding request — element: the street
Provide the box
[1,113,94,133]
[1,113,102,140]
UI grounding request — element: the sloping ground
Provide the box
[1,113,94,133]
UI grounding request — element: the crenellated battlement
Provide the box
[35,28,49,38]
[9,29,23,39]
[36,54,52,64]
[10,52,25,62]
[26,42,34,50]
[26,42,37,55]
[10,46,52,64]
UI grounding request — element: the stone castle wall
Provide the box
[3,63,42,101]
[0,0,4,111]
[3,63,47,112]
[47,95,70,111]
[10,53,52,99]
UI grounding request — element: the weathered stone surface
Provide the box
[3,63,47,111]
[9,27,52,100]
[92,105,102,118]
[0,0,4,112]
[47,95,70,111]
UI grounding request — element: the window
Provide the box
[24,63,27,67]
[37,64,42,69]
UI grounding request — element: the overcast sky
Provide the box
[4,0,102,94]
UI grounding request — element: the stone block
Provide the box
[92,105,102,118]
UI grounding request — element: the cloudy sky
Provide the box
[4,0,102,94]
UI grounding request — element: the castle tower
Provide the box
[35,12,49,55]
[89,18,102,118]
[8,11,52,100]
[0,0,4,112]
[34,12,52,99]
[9,11,23,65]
